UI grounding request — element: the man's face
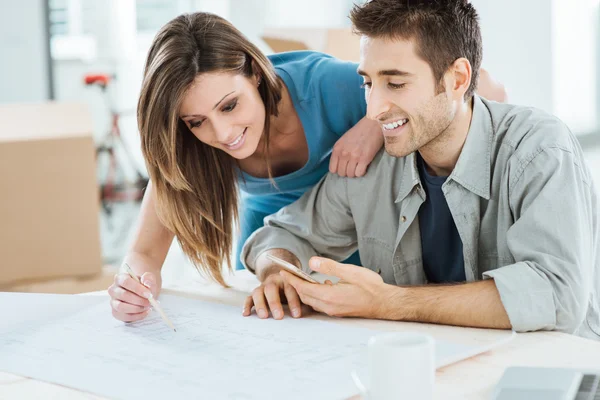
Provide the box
[358,37,456,157]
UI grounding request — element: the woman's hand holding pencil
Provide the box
[108,264,161,323]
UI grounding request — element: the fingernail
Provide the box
[142,281,152,289]
[142,291,151,299]
[273,309,282,319]
[292,309,300,318]
[258,309,267,318]
[310,258,321,269]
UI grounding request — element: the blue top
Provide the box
[235,51,367,269]
[417,153,466,283]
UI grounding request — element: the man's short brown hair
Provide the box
[350,0,483,99]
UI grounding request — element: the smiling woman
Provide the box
[105,11,389,323]
[136,12,285,285]
[178,74,267,159]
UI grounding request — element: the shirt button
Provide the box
[401,216,407,222]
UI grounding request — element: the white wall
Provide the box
[264,0,350,28]
[471,0,598,134]
[0,0,52,103]
[192,0,231,18]
[471,0,554,113]
[552,0,598,133]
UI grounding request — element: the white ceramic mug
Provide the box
[352,332,436,400]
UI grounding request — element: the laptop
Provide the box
[492,367,600,400]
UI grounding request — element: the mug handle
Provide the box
[351,370,369,399]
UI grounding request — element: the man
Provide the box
[241,0,600,338]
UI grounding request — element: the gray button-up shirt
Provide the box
[242,96,600,339]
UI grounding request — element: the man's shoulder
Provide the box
[484,99,576,155]
[343,148,405,194]
[483,99,590,186]
[361,148,403,175]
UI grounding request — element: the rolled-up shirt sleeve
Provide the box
[241,172,358,274]
[483,146,596,333]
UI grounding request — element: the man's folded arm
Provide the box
[483,147,595,333]
[241,173,359,275]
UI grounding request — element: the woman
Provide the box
[108,12,506,322]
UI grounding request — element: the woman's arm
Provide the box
[476,67,508,102]
[330,116,383,178]
[108,181,175,322]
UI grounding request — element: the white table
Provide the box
[2,270,600,399]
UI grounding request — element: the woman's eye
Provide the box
[190,120,203,129]
[360,82,372,89]
[222,100,238,112]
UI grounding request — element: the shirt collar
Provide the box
[395,95,493,203]
[448,95,493,200]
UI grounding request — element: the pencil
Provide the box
[121,263,177,332]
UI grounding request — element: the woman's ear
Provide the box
[250,60,262,87]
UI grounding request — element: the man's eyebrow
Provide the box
[378,69,414,77]
[357,69,414,77]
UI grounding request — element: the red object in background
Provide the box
[84,72,147,217]
[84,74,112,88]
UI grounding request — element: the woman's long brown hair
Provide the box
[137,12,282,286]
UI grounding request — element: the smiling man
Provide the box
[241,0,600,338]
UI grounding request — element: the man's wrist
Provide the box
[375,284,407,320]
[255,249,301,282]
[257,264,282,282]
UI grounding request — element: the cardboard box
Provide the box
[262,28,361,62]
[0,265,116,294]
[0,102,102,285]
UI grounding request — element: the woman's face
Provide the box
[179,72,265,159]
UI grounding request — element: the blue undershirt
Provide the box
[235,51,367,270]
[417,153,466,283]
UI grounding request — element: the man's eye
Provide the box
[360,82,372,89]
[388,83,406,90]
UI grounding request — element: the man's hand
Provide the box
[243,271,304,319]
[280,257,387,318]
[244,249,307,319]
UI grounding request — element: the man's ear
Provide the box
[447,57,472,100]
